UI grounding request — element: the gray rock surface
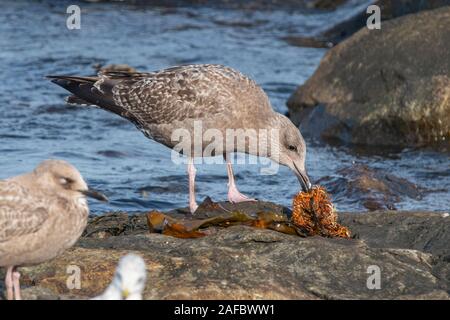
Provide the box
[1,202,448,300]
[83,0,347,11]
[287,7,450,148]
[320,0,450,45]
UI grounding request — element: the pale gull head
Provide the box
[268,113,311,192]
[93,254,147,300]
[31,159,108,202]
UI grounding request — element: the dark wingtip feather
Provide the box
[65,95,92,106]
[50,78,65,85]
[46,75,69,83]
[46,75,98,82]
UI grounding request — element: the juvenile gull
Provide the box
[92,254,147,300]
[0,160,107,300]
[48,64,312,213]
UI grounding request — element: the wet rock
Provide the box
[170,197,292,217]
[1,203,448,300]
[83,0,347,11]
[318,164,422,211]
[92,63,137,73]
[314,0,450,46]
[82,212,149,238]
[339,211,450,256]
[96,150,128,158]
[282,35,333,49]
[287,7,450,148]
[19,286,82,300]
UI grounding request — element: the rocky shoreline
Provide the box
[287,6,450,149]
[1,0,449,301]
[1,202,448,300]
[83,0,346,11]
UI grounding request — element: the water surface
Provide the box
[0,0,448,213]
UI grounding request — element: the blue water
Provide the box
[0,0,448,213]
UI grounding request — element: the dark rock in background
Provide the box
[92,63,137,73]
[319,0,450,46]
[282,35,334,49]
[287,7,450,148]
[318,164,422,211]
[83,0,348,11]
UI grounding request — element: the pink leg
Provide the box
[5,266,13,300]
[226,155,256,203]
[187,158,198,214]
[12,268,21,300]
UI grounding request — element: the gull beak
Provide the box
[80,188,108,202]
[293,162,312,193]
[122,288,130,299]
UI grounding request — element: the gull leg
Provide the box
[225,154,256,203]
[187,158,198,214]
[12,268,21,300]
[5,266,14,300]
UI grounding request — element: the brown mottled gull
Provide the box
[0,160,107,300]
[48,64,311,214]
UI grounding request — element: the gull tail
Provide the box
[46,75,111,108]
[47,74,143,128]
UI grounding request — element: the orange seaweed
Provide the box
[292,186,350,238]
[162,222,207,239]
[147,211,207,238]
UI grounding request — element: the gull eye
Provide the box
[59,177,74,185]
[288,145,297,152]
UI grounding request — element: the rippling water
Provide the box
[0,0,448,213]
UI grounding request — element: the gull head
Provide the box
[33,159,108,202]
[269,113,312,192]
